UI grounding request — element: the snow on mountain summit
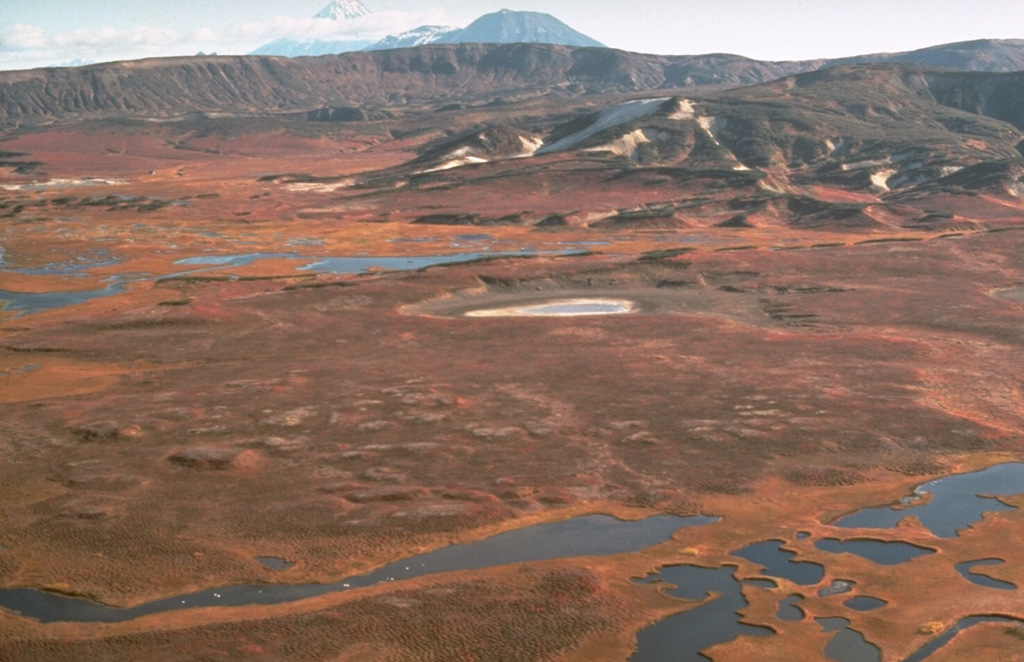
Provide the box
[365,26,462,51]
[313,0,371,20]
[250,0,373,55]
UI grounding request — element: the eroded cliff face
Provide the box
[0,44,818,127]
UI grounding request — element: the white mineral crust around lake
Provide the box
[465,298,635,317]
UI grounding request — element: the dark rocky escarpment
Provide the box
[0,44,816,127]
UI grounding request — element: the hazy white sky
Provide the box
[2,0,1024,71]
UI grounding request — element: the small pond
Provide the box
[954,559,1015,590]
[0,513,714,623]
[298,250,582,274]
[0,282,126,314]
[255,556,295,571]
[814,538,935,565]
[730,540,825,585]
[816,617,881,662]
[173,252,298,267]
[819,580,855,597]
[776,595,805,621]
[843,596,887,611]
[839,598,888,614]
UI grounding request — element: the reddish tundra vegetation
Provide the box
[2,46,1024,661]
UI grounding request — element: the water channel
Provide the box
[0,454,1019,660]
[630,564,773,662]
[0,513,714,623]
[902,616,1024,662]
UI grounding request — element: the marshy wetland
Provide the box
[3,107,1024,662]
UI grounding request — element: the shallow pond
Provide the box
[843,596,887,611]
[0,282,126,314]
[299,250,581,274]
[954,559,1015,590]
[815,538,935,565]
[0,513,714,623]
[816,617,881,662]
[776,595,805,621]
[255,556,295,571]
[832,463,1023,538]
[818,580,855,597]
[173,252,298,267]
[730,540,825,585]
[630,564,772,662]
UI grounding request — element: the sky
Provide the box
[2,0,1024,71]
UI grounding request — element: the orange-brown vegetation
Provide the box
[2,83,1024,661]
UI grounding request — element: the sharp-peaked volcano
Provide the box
[250,0,375,56]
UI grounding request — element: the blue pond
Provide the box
[171,251,574,279]
[0,513,714,623]
[730,540,825,585]
[954,559,1016,590]
[833,463,1023,538]
[0,282,126,314]
[776,595,805,621]
[173,252,297,267]
[298,250,579,274]
[843,596,887,611]
[815,538,935,565]
[1,250,583,315]
[816,617,881,662]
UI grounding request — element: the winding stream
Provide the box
[902,616,1024,662]
[0,513,713,623]
[630,564,773,662]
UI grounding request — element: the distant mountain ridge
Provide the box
[0,44,816,127]
[830,38,1024,71]
[7,39,1024,128]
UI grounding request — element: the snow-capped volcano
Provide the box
[368,9,605,52]
[313,0,371,21]
[250,0,374,56]
[365,26,461,51]
[254,6,604,58]
[436,10,605,48]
